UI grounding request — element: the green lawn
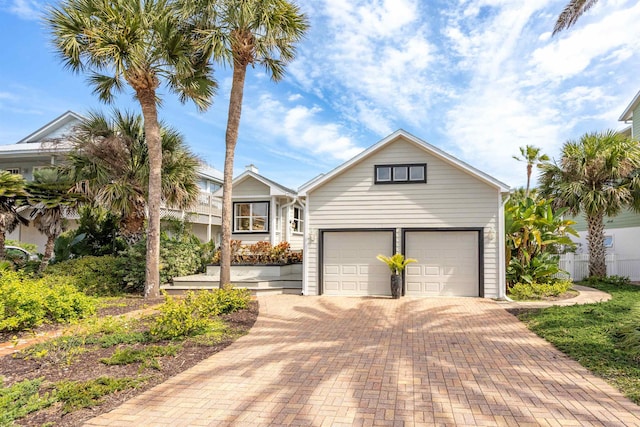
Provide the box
[518,277,640,404]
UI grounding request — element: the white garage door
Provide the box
[323,231,393,296]
[405,231,479,297]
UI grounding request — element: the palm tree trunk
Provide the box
[39,233,56,273]
[0,222,6,260]
[525,163,532,197]
[138,91,162,298]
[220,64,248,287]
[586,212,606,277]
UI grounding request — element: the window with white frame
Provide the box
[292,206,303,233]
[233,201,269,233]
[375,164,426,184]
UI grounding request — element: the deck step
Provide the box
[163,273,302,296]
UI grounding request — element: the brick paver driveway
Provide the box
[87,295,640,426]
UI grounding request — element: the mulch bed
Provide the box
[1,298,258,427]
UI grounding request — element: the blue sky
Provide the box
[1,0,639,190]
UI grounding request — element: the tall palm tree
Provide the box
[553,0,599,35]
[513,145,550,197]
[66,110,201,242]
[26,168,84,271]
[539,130,640,277]
[181,0,309,285]
[0,172,28,260]
[47,0,217,297]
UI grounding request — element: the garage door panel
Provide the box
[323,231,393,296]
[405,231,479,297]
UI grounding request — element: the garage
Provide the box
[321,230,394,296]
[404,230,481,297]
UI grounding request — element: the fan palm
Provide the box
[539,130,640,277]
[47,0,217,297]
[513,145,549,197]
[26,168,84,271]
[180,0,309,285]
[553,0,599,35]
[0,172,28,260]
[66,110,201,242]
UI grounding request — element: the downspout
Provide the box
[497,191,510,301]
[299,196,308,296]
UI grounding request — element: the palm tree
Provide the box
[513,145,550,197]
[0,172,28,260]
[47,0,217,297]
[66,110,201,242]
[539,130,640,277]
[553,0,599,35]
[26,168,84,271]
[181,0,309,285]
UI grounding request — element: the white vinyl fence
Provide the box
[558,253,640,281]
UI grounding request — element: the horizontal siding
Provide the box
[305,137,501,298]
[232,177,270,197]
[570,209,640,231]
[634,104,640,138]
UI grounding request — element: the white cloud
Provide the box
[6,0,42,20]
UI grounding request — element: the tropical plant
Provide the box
[0,171,28,260]
[26,168,83,272]
[66,110,201,243]
[539,130,640,277]
[46,0,217,298]
[180,0,309,285]
[376,253,417,275]
[505,197,578,286]
[553,0,599,35]
[512,145,549,197]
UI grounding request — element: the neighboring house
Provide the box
[0,111,223,251]
[298,129,510,299]
[620,89,640,138]
[214,165,304,251]
[569,209,640,257]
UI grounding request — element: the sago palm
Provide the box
[47,0,217,297]
[553,0,599,35]
[539,130,640,277]
[0,172,28,260]
[180,0,309,285]
[513,145,549,198]
[26,168,84,271]
[66,110,201,242]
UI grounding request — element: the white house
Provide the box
[298,130,510,299]
[214,166,304,251]
[0,111,224,250]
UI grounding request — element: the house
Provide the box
[297,130,510,299]
[0,111,224,251]
[620,89,640,138]
[214,165,304,251]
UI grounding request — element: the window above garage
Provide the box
[375,164,426,184]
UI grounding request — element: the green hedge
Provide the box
[45,256,123,296]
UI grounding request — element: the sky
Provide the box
[1,0,639,190]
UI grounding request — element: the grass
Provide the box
[517,277,640,404]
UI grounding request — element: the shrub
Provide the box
[0,271,96,331]
[149,287,251,340]
[0,378,56,425]
[210,240,303,265]
[117,233,204,293]
[45,256,124,296]
[508,279,573,300]
[55,377,142,413]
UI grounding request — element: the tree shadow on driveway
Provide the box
[86,296,640,426]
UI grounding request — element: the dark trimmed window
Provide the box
[233,201,269,233]
[375,164,426,184]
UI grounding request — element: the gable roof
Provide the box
[17,110,84,144]
[298,129,510,195]
[213,170,297,197]
[619,90,640,122]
